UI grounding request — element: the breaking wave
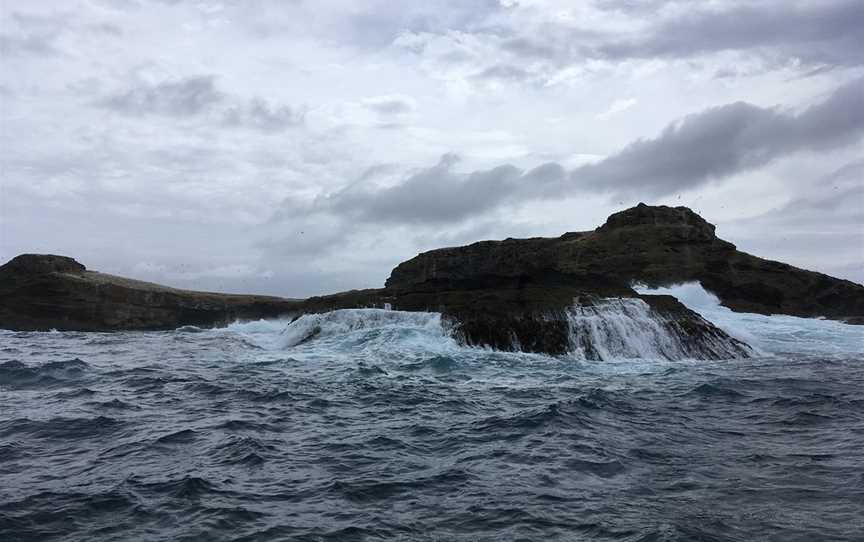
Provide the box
[219,283,864,362]
[634,282,864,358]
[565,297,751,361]
[279,308,449,349]
[2,282,863,541]
[244,305,704,362]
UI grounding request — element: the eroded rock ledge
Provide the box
[385,203,864,321]
[2,204,861,358]
[0,255,299,331]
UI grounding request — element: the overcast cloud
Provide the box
[595,0,864,66]
[1,0,862,295]
[313,78,863,223]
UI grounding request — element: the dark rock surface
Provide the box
[2,204,861,358]
[293,286,753,359]
[386,203,864,322]
[0,254,301,331]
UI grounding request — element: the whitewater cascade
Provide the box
[272,300,754,362]
[634,282,864,358]
[565,297,753,361]
[279,308,450,349]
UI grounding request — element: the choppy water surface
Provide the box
[2,285,863,541]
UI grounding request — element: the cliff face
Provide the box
[2,204,860,359]
[0,254,300,331]
[386,203,864,321]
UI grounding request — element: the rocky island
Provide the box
[2,204,862,359]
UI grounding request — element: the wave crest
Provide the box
[279,308,450,349]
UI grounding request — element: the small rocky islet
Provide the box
[2,204,862,359]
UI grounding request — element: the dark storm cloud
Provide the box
[97,75,304,130]
[471,0,864,82]
[574,77,864,197]
[308,156,566,225]
[595,0,864,67]
[99,75,224,116]
[316,79,864,223]
[320,154,522,224]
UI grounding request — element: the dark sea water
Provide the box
[1,285,863,541]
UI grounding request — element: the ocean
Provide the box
[1,284,863,541]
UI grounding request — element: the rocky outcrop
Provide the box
[386,203,864,322]
[2,204,861,359]
[296,281,754,358]
[0,254,301,331]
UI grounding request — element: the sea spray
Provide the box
[270,302,753,362]
[279,309,448,348]
[634,282,864,358]
[565,297,753,361]
[566,298,689,361]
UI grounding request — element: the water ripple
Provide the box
[0,322,862,541]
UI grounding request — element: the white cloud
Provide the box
[1,0,861,295]
[596,97,637,119]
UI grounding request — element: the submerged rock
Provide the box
[2,204,861,359]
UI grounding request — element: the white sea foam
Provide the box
[231,309,460,365]
[278,309,448,349]
[567,298,685,361]
[634,282,864,357]
[268,304,706,362]
[217,283,862,362]
[264,301,748,362]
[564,297,753,361]
[213,318,294,350]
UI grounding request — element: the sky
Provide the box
[1,0,862,297]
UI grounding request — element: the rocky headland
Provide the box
[2,204,861,359]
[0,254,298,332]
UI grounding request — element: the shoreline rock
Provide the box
[0,255,301,332]
[386,203,864,321]
[2,204,861,359]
